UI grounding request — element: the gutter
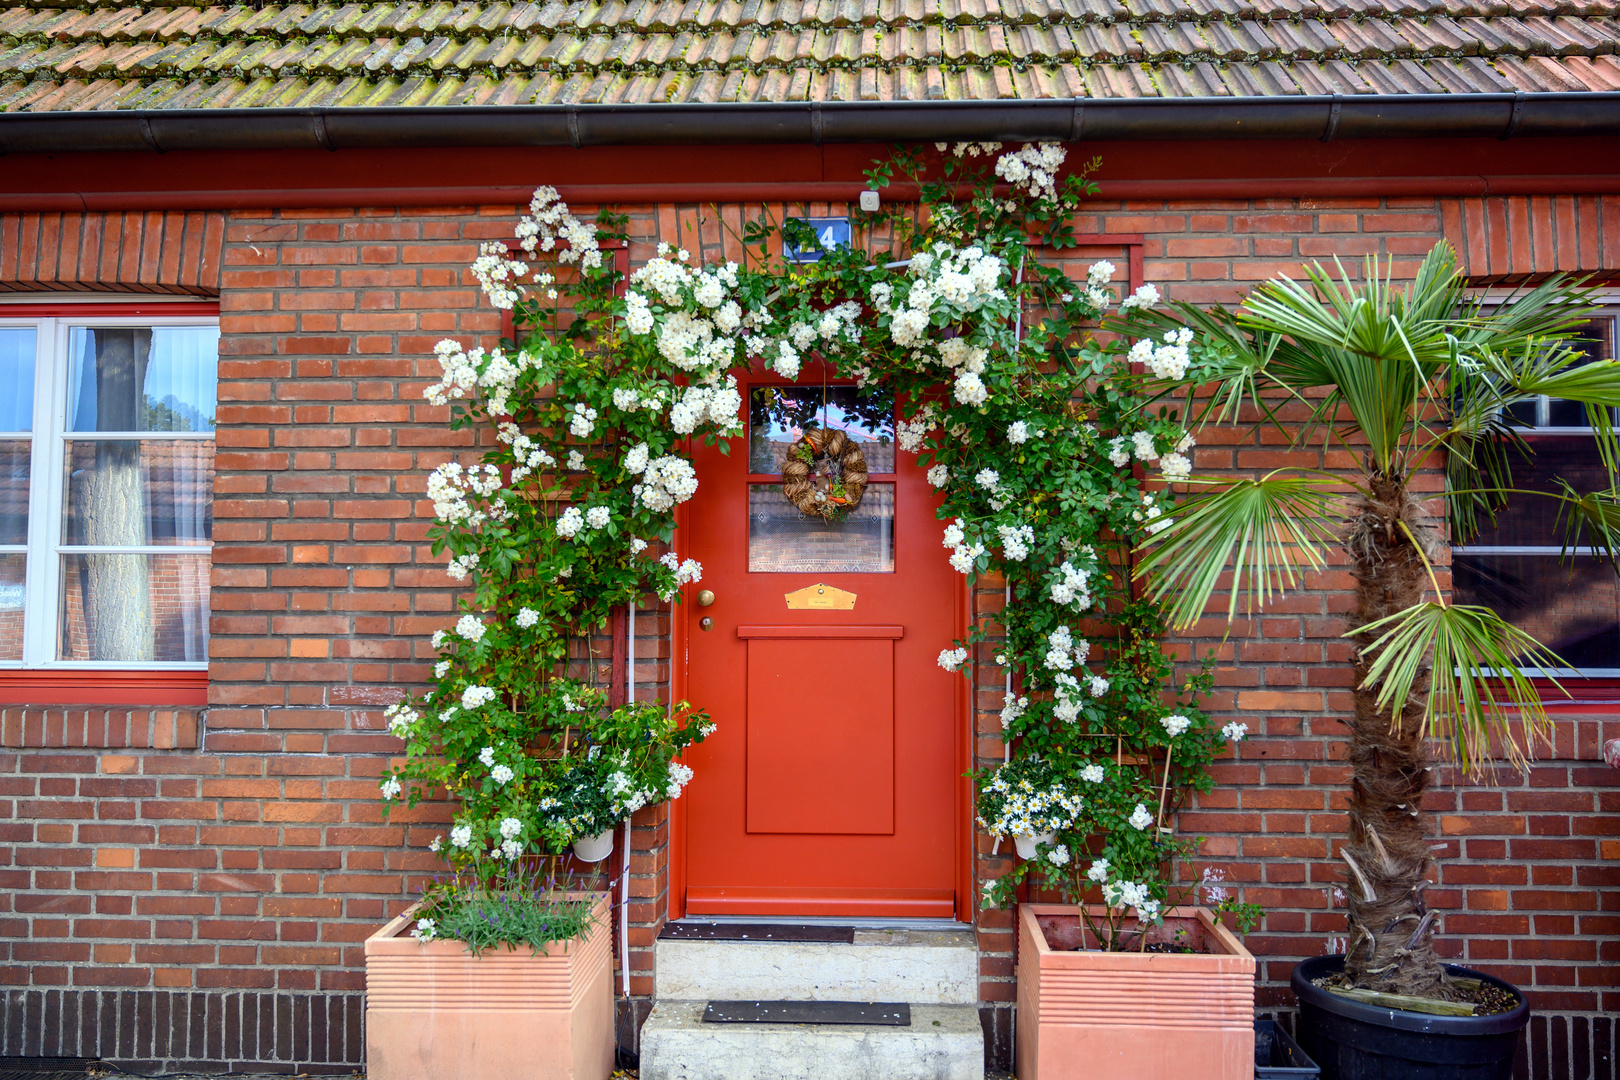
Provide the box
[3,93,1620,155]
[6,174,1620,214]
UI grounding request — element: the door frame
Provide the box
[666,370,976,924]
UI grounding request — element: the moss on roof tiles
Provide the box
[5,0,1620,106]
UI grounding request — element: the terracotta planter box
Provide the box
[1016,903,1256,1080]
[365,892,614,1080]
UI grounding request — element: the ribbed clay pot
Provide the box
[365,892,613,1080]
[1015,903,1257,1080]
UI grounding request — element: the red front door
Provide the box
[678,367,966,918]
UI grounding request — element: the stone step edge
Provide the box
[639,1001,986,1080]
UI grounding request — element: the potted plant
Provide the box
[976,612,1264,1080]
[1125,244,1620,1078]
[364,862,613,1080]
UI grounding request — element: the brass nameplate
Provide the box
[784,583,856,611]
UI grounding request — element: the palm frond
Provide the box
[1355,602,1562,774]
[1451,274,1599,353]
[1133,473,1341,630]
[1444,347,1531,543]
[1558,481,1620,567]
[1513,355,1620,406]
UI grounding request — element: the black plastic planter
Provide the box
[1291,955,1529,1080]
[1256,1018,1320,1079]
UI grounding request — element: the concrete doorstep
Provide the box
[637,1001,984,1080]
[638,925,986,1080]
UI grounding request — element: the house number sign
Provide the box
[784,583,856,610]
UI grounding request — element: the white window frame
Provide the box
[1453,302,1620,676]
[0,314,217,670]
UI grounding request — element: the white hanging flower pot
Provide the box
[572,828,615,863]
[1013,831,1054,860]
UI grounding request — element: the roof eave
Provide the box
[4,93,1620,155]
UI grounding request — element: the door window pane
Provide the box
[67,326,219,433]
[62,440,213,546]
[749,483,895,573]
[0,328,35,431]
[0,441,28,546]
[749,386,895,474]
[0,554,23,662]
[59,552,209,663]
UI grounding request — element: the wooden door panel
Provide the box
[745,634,895,835]
[679,368,965,918]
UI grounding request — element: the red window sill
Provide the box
[0,670,207,707]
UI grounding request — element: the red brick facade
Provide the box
[1,193,1616,1078]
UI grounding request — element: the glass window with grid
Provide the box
[0,317,218,668]
[1452,314,1620,674]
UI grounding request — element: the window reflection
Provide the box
[0,328,35,432]
[68,326,219,433]
[749,385,894,474]
[1453,553,1620,671]
[749,484,895,573]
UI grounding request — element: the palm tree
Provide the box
[1121,243,1620,999]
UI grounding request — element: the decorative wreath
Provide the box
[782,428,868,520]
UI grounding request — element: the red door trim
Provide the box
[954,571,974,924]
[668,494,694,923]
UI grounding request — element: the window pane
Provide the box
[1454,553,1620,670]
[0,554,23,662]
[0,328,35,432]
[62,440,213,546]
[67,326,219,433]
[0,441,28,546]
[59,552,209,663]
[749,483,895,573]
[1467,434,1609,548]
[749,385,895,474]
[1546,320,1615,428]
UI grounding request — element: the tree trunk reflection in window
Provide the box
[61,326,215,664]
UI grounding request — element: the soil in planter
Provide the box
[1038,912,1218,954]
[1310,974,1519,1016]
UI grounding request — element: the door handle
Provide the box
[699,617,714,632]
[697,589,716,607]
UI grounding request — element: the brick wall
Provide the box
[0,211,225,295]
[1,192,1616,1079]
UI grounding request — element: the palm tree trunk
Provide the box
[1342,475,1451,998]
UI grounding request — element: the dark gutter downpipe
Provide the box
[4,93,1620,155]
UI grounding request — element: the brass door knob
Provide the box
[699,617,714,632]
[697,589,716,607]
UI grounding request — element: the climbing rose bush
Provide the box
[382,143,1251,946]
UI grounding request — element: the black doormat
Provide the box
[701,1001,910,1026]
[0,1059,95,1080]
[660,922,855,943]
